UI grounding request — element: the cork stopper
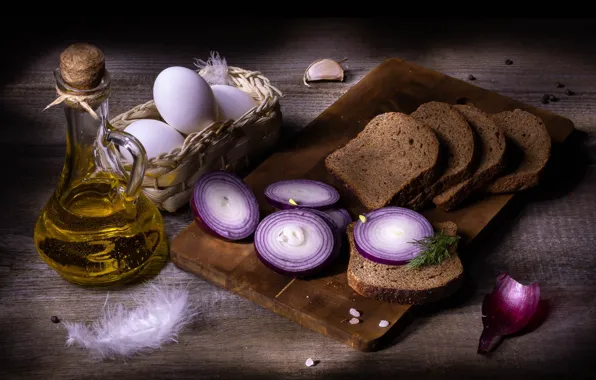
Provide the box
[59,43,105,90]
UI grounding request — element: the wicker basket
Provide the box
[109,59,283,212]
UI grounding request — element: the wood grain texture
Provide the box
[1,18,596,380]
[169,57,575,351]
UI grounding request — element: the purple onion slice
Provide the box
[353,207,433,265]
[254,209,338,277]
[307,208,343,253]
[323,208,352,232]
[478,273,541,354]
[191,171,260,241]
[264,179,340,210]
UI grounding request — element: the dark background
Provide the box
[1,17,595,379]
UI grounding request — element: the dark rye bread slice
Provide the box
[406,101,476,210]
[432,104,507,211]
[325,112,440,210]
[484,109,552,193]
[346,220,463,305]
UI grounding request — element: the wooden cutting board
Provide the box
[170,58,575,351]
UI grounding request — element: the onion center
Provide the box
[205,182,249,225]
[387,225,405,238]
[268,222,319,261]
[191,171,260,241]
[367,216,416,252]
[277,224,306,247]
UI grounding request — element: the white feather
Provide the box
[63,281,198,360]
[194,51,232,86]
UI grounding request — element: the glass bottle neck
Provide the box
[54,69,127,203]
[64,97,109,150]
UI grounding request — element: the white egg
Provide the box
[120,119,185,163]
[153,66,218,135]
[211,85,258,121]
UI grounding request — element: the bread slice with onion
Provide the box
[346,213,463,306]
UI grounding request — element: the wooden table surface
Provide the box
[1,18,595,379]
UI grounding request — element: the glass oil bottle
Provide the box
[34,43,168,286]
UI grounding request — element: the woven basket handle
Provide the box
[107,130,148,201]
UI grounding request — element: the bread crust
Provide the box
[346,221,464,306]
[347,268,464,305]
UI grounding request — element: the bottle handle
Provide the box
[107,130,147,201]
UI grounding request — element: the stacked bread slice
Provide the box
[325,102,552,213]
[431,104,507,211]
[324,102,552,305]
[485,109,552,193]
[406,102,477,210]
[432,105,551,210]
[325,112,441,210]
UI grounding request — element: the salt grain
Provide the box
[349,308,361,317]
[305,358,315,367]
[349,317,360,324]
[379,320,389,328]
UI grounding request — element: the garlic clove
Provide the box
[303,58,345,87]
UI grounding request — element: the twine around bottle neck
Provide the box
[43,84,108,120]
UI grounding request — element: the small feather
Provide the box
[63,280,198,360]
[194,51,232,86]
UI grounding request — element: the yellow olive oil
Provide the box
[34,173,167,286]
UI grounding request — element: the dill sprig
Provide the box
[406,231,460,270]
